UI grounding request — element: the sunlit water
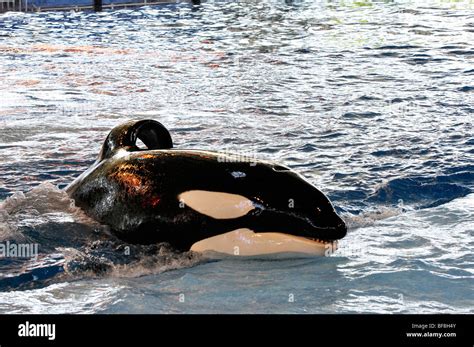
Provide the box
[0,0,473,313]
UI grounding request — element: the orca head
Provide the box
[185,164,347,256]
[246,165,347,253]
[272,166,347,242]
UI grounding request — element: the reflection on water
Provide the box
[0,0,473,313]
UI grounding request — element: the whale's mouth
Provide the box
[305,237,336,244]
[241,205,347,244]
[190,229,338,257]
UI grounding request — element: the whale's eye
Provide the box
[231,171,246,179]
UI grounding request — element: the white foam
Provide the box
[60,245,203,279]
[0,182,101,238]
[0,282,123,314]
[342,206,406,230]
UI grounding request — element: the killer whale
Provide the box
[66,119,346,256]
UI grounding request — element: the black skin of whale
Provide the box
[66,120,347,251]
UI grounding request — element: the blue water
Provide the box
[0,0,473,313]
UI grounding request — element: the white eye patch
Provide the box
[178,190,255,219]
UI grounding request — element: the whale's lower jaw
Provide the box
[190,228,338,257]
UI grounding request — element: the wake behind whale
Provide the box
[0,183,204,291]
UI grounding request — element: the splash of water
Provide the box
[0,183,205,290]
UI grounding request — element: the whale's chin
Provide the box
[190,228,338,257]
